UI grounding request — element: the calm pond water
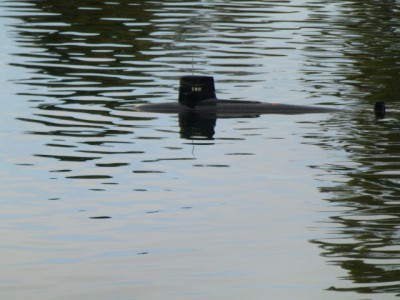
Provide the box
[1,1,400,299]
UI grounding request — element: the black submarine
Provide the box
[133,75,385,118]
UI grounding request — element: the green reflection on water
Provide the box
[305,1,400,295]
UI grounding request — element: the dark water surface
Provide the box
[1,1,400,299]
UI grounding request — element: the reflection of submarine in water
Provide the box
[179,112,216,140]
[133,75,382,116]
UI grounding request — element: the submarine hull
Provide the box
[133,99,340,115]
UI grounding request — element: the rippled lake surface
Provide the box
[1,1,400,299]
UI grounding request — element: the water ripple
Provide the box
[3,0,400,298]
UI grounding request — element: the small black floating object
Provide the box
[89,216,111,219]
[374,101,386,119]
[133,75,340,115]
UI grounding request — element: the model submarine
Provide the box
[133,75,385,118]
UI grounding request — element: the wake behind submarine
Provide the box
[133,75,386,118]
